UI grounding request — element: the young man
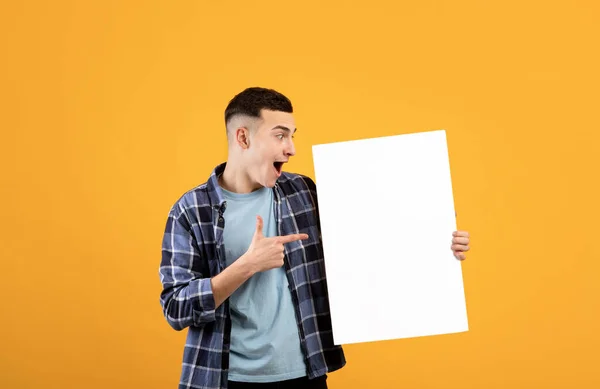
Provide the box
[159,87,471,389]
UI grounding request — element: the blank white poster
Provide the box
[311,130,468,345]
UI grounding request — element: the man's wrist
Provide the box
[236,253,257,278]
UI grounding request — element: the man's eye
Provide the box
[276,134,284,139]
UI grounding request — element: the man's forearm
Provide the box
[210,254,256,308]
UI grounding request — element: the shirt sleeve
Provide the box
[159,205,216,331]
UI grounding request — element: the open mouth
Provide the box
[273,161,284,176]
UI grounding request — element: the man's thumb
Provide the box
[254,215,264,238]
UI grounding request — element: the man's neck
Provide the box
[219,160,261,194]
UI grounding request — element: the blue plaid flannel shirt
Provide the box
[159,163,346,389]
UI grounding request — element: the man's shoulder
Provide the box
[168,181,214,218]
[279,171,317,192]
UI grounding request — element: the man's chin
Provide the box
[263,175,279,188]
[258,171,279,188]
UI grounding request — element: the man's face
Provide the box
[245,109,296,188]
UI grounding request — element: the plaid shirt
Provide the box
[159,163,346,389]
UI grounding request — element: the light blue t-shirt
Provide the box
[221,186,307,382]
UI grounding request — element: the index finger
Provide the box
[277,233,309,244]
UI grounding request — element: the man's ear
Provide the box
[236,127,250,149]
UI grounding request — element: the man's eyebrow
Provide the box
[271,125,297,134]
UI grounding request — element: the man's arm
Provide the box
[209,258,254,308]
[160,209,308,330]
[159,208,255,331]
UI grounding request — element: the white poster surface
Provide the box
[312,130,469,345]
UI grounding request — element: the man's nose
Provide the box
[285,140,296,157]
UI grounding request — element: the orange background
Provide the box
[1,1,599,388]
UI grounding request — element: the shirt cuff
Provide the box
[192,278,216,325]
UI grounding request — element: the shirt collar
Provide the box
[206,162,227,211]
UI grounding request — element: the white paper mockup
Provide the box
[311,130,468,345]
